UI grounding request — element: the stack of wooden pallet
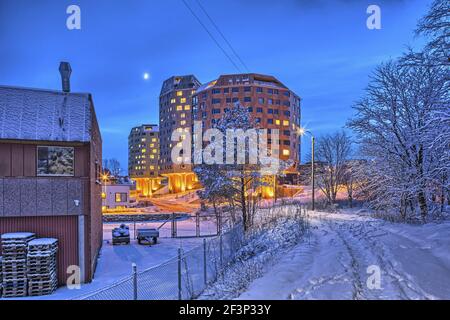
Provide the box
[1,233,36,298]
[27,238,58,296]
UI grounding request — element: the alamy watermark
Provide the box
[171,121,282,175]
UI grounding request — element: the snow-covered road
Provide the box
[238,211,450,300]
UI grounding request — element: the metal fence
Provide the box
[75,224,244,300]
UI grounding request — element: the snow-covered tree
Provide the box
[348,60,448,219]
[314,131,353,205]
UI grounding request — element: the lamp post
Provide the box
[298,128,315,211]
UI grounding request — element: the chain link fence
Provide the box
[75,224,244,300]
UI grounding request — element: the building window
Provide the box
[244,97,252,103]
[244,87,251,92]
[212,89,221,94]
[256,87,263,93]
[180,98,187,103]
[282,149,290,156]
[268,119,274,124]
[258,98,264,104]
[212,98,221,104]
[184,105,191,110]
[212,108,221,114]
[101,192,106,199]
[115,193,127,203]
[177,91,183,96]
[256,107,263,113]
[232,87,239,93]
[37,146,74,176]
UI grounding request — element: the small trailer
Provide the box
[137,228,159,245]
[112,224,130,245]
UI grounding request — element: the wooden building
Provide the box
[0,63,102,284]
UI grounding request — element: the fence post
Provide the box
[132,263,137,300]
[172,213,177,238]
[177,248,182,300]
[219,234,223,268]
[196,212,200,237]
[203,238,207,285]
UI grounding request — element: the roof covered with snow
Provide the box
[0,85,93,142]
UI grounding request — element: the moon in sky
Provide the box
[143,72,150,80]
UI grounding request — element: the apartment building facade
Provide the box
[159,75,201,193]
[192,73,302,198]
[128,124,161,196]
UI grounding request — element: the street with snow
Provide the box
[238,210,450,300]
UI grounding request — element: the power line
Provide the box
[195,0,250,72]
[181,0,242,72]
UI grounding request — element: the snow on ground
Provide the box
[3,217,218,300]
[238,210,450,300]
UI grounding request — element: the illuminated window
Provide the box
[283,120,290,126]
[150,155,155,159]
[180,98,186,103]
[181,113,186,118]
[177,105,183,111]
[150,166,155,170]
[152,138,157,142]
[180,120,186,125]
[141,149,147,153]
[115,193,127,203]
[171,98,176,104]
[152,149,157,153]
[275,120,281,125]
[282,149,290,156]
[101,192,106,199]
[177,91,183,97]
[184,105,191,110]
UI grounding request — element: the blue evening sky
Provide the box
[0,0,431,171]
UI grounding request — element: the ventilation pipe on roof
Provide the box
[59,62,72,93]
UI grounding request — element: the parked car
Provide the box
[137,228,159,245]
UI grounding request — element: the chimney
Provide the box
[59,62,72,93]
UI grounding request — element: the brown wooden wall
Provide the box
[0,142,89,178]
[0,215,78,285]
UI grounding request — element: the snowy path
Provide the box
[238,211,450,300]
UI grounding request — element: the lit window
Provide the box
[177,91,183,97]
[150,155,155,159]
[180,98,186,103]
[101,192,106,199]
[181,113,186,118]
[275,120,281,125]
[115,193,127,203]
[180,120,186,125]
[152,138,157,142]
[141,149,147,153]
[184,105,191,110]
[152,149,157,153]
[283,120,290,126]
[283,149,290,156]
[171,98,176,104]
[177,105,183,111]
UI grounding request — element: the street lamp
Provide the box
[298,127,315,211]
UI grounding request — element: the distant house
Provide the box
[102,182,132,210]
[0,62,102,284]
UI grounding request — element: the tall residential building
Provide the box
[192,73,302,197]
[128,124,161,196]
[159,75,201,193]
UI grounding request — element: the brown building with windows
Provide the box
[192,73,302,197]
[0,64,102,285]
[159,75,201,193]
[128,124,162,196]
